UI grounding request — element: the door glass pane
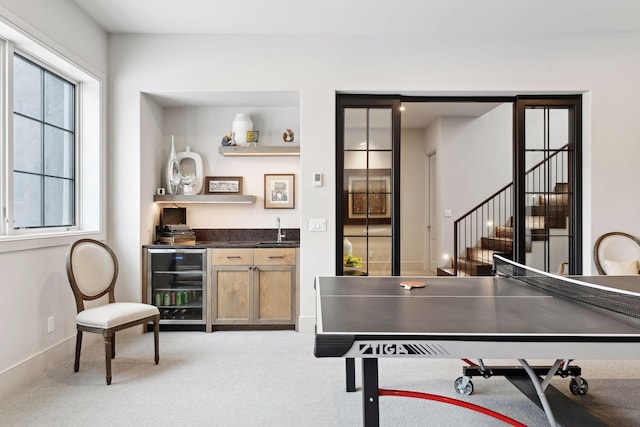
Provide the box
[549,235,569,274]
[548,109,569,150]
[344,108,367,150]
[524,108,544,152]
[368,237,392,276]
[344,150,366,171]
[369,151,392,169]
[369,109,392,150]
[342,235,367,274]
[365,169,391,226]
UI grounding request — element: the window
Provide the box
[0,23,104,251]
[13,54,76,229]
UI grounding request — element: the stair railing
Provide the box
[452,144,568,275]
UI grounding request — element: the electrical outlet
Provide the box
[47,316,54,333]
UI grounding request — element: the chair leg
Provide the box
[154,318,160,364]
[111,333,116,359]
[104,334,113,385]
[74,331,83,373]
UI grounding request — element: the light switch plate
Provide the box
[313,173,323,187]
[309,218,327,231]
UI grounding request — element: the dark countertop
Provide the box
[145,228,301,249]
[143,240,300,249]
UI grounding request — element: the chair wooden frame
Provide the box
[593,231,640,275]
[66,238,160,384]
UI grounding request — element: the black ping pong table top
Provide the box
[315,275,640,360]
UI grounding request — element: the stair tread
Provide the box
[483,236,512,242]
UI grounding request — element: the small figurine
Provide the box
[282,129,295,143]
[221,132,235,146]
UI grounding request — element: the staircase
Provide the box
[447,183,568,276]
[441,145,570,277]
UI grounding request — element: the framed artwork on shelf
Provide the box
[344,169,391,225]
[264,174,295,209]
[205,176,243,194]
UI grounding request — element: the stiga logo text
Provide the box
[359,343,413,355]
[358,342,447,356]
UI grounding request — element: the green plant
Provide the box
[343,254,362,268]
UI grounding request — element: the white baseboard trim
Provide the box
[0,335,77,399]
[297,315,316,334]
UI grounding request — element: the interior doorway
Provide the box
[336,94,582,277]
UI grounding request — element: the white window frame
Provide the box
[0,21,104,253]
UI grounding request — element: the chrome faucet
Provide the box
[276,216,285,243]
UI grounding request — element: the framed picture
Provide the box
[344,169,391,225]
[264,174,295,209]
[205,176,243,194]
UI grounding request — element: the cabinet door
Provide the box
[254,265,295,324]
[212,266,252,324]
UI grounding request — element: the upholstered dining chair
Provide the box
[593,232,640,275]
[66,238,160,384]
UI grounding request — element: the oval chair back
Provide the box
[593,232,640,275]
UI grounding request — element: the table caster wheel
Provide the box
[454,376,474,395]
[569,377,588,395]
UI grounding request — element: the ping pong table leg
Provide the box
[346,358,356,392]
[362,358,380,427]
[519,359,561,427]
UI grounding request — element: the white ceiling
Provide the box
[401,102,502,128]
[71,0,640,36]
[74,1,634,127]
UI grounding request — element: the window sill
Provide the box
[0,230,105,253]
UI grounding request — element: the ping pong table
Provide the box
[314,255,640,426]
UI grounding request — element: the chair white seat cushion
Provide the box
[604,259,639,276]
[77,303,160,329]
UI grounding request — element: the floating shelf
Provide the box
[153,194,256,204]
[218,145,300,157]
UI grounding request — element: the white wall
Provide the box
[0,0,107,398]
[400,128,427,273]
[157,106,301,232]
[107,32,640,336]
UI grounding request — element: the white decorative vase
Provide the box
[343,237,353,256]
[232,114,253,146]
[176,146,204,195]
[165,136,180,195]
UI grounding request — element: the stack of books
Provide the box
[158,224,196,245]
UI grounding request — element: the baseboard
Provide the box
[0,335,77,399]
[297,315,316,334]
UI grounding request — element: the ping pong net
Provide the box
[493,254,640,320]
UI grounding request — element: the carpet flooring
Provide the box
[1,330,639,426]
